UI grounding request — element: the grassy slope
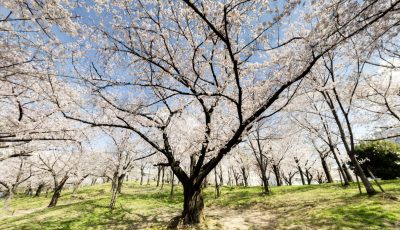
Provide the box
[0,180,399,229]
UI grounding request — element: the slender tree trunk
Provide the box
[45,187,50,197]
[73,175,88,195]
[241,167,249,187]
[272,165,282,186]
[227,169,232,186]
[109,174,124,209]
[147,169,151,185]
[156,166,161,187]
[140,167,145,185]
[170,170,175,197]
[342,163,354,182]
[324,91,375,194]
[181,185,204,225]
[203,176,208,188]
[161,167,165,189]
[35,183,45,197]
[25,185,33,196]
[348,153,376,194]
[298,166,305,185]
[218,165,224,186]
[109,186,118,209]
[355,173,362,194]
[320,156,333,183]
[333,151,349,185]
[48,175,69,208]
[2,186,13,211]
[214,169,220,198]
[338,168,344,185]
[261,172,270,194]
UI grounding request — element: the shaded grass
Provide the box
[0,180,399,229]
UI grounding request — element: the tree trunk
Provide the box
[48,175,69,208]
[348,153,376,195]
[214,169,220,198]
[218,166,224,186]
[241,167,249,187]
[330,145,350,186]
[35,183,45,197]
[161,167,165,189]
[203,176,208,188]
[147,170,151,185]
[109,174,124,209]
[342,163,354,183]
[117,174,125,194]
[261,173,270,194]
[298,166,305,185]
[140,167,145,185]
[156,166,161,187]
[273,165,282,186]
[170,170,175,197]
[320,156,333,183]
[305,169,313,185]
[25,186,33,196]
[2,185,13,211]
[73,175,88,195]
[181,185,204,225]
[109,186,118,209]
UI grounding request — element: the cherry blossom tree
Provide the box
[39,0,400,225]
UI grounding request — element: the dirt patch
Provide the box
[205,205,276,230]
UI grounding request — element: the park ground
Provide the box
[0,180,399,229]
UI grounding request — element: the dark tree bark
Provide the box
[109,173,125,209]
[272,164,282,186]
[161,166,165,189]
[316,109,350,186]
[320,156,333,183]
[331,148,349,186]
[202,176,208,188]
[295,158,306,185]
[314,146,333,183]
[305,167,313,185]
[25,185,33,196]
[156,166,161,187]
[261,173,270,194]
[91,178,97,186]
[240,166,249,187]
[232,167,241,186]
[321,71,376,194]
[117,173,125,194]
[48,175,69,208]
[182,184,204,225]
[35,183,45,197]
[170,170,175,197]
[218,164,224,186]
[316,171,325,184]
[282,171,297,186]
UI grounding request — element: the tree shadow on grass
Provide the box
[0,197,173,230]
[313,204,399,228]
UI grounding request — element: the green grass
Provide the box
[1,180,399,229]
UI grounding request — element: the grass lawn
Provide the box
[0,180,399,229]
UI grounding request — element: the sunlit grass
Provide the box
[1,180,399,229]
